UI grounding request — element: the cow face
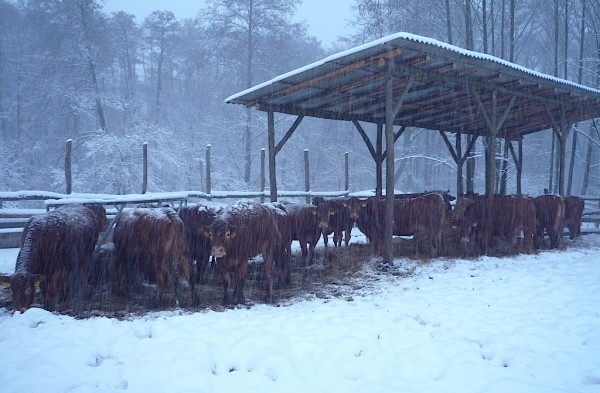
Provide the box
[0,273,44,313]
[316,203,336,229]
[205,224,236,258]
[459,218,478,243]
[344,197,365,221]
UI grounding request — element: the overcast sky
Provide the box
[103,0,355,46]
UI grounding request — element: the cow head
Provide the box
[87,204,110,232]
[0,273,44,313]
[343,197,366,221]
[459,219,478,243]
[204,223,236,258]
[317,203,336,229]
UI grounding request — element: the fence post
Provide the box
[65,139,72,194]
[304,149,310,204]
[344,152,349,191]
[260,148,266,203]
[142,142,148,194]
[206,144,212,199]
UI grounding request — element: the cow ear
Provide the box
[230,229,237,239]
[203,228,212,238]
[0,275,11,289]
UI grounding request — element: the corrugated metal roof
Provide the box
[226,32,600,138]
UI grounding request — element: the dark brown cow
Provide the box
[315,198,353,247]
[563,196,584,239]
[113,207,191,307]
[460,195,536,255]
[533,195,565,249]
[284,203,321,266]
[354,193,447,257]
[0,204,109,313]
[178,204,222,285]
[205,201,281,305]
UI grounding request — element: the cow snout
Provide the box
[319,221,329,229]
[211,246,226,258]
[349,213,359,220]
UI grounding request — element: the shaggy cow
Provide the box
[0,204,108,313]
[315,198,353,247]
[178,204,222,285]
[113,207,191,307]
[205,201,282,305]
[284,203,321,266]
[460,195,537,255]
[349,194,447,257]
[563,196,584,239]
[533,194,565,249]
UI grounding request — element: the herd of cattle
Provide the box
[0,192,585,314]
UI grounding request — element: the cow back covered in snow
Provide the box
[178,204,222,285]
[0,204,109,312]
[113,207,191,306]
[205,201,281,305]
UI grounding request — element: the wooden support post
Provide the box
[65,139,72,194]
[517,139,523,195]
[383,66,395,264]
[142,142,148,194]
[344,152,349,191]
[268,110,277,202]
[456,132,463,197]
[304,149,310,204]
[260,148,266,203]
[500,139,509,195]
[205,144,212,199]
[376,123,383,198]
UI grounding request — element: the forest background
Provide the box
[0,0,598,199]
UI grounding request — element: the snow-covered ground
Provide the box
[1,235,600,393]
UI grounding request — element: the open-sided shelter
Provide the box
[225,32,600,262]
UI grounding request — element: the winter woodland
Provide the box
[0,0,599,199]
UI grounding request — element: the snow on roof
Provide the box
[225,31,600,103]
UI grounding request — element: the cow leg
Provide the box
[42,272,63,312]
[231,259,247,305]
[299,240,309,266]
[307,241,316,265]
[333,229,342,247]
[219,258,232,306]
[263,247,276,304]
[322,231,329,247]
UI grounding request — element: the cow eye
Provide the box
[225,231,230,238]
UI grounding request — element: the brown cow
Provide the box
[113,207,191,307]
[460,195,536,255]
[205,201,281,305]
[354,193,447,257]
[178,204,222,285]
[315,198,353,247]
[284,203,321,266]
[0,204,109,313]
[563,196,584,239]
[533,195,565,249]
